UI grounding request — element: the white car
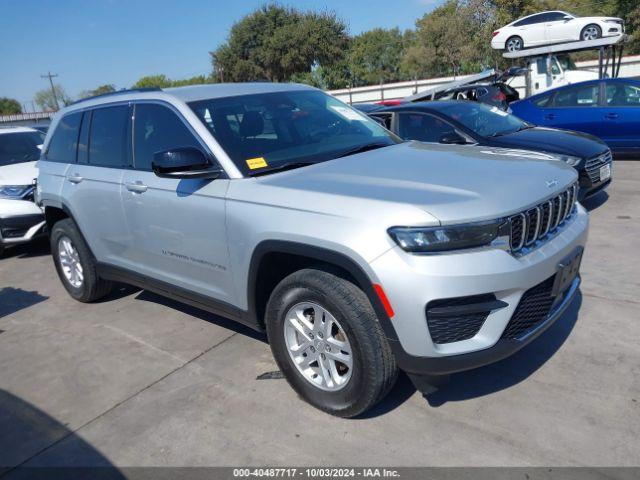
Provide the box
[0,126,46,257]
[492,11,624,52]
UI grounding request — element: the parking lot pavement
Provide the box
[1,163,639,468]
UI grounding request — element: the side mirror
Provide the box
[439,132,467,145]
[563,15,572,21]
[151,147,222,179]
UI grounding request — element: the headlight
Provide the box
[388,220,510,253]
[0,185,34,199]
[557,155,581,167]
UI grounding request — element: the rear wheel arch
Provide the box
[247,241,398,341]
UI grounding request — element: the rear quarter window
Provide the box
[46,112,82,163]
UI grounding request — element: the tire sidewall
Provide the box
[267,282,372,415]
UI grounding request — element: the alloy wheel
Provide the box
[582,26,600,40]
[58,236,84,288]
[506,38,522,52]
[283,302,353,392]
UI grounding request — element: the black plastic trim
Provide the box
[247,240,400,344]
[0,214,44,231]
[96,263,257,330]
[394,277,580,376]
[426,299,508,318]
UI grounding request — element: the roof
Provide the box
[0,126,39,135]
[61,82,319,115]
[165,82,315,102]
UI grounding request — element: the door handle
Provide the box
[125,181,148,194]
[604,113,619,120]
[67,174,84,184]
[544,114,557,120]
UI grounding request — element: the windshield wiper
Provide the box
[249,161,314,177]
[335,142,391,159]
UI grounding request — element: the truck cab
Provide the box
[530,54,599,95]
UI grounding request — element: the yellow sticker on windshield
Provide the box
[246,157,268,169]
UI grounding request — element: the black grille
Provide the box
[539,202,551,236]
[501,275,556,340]
[508,183,577,254]
[585,150,612,183]
[510,214,525,250]
[525,208,539,245]
[426,294,494,344]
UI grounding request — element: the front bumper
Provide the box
[0,200,46,245]
[370,204,589,375]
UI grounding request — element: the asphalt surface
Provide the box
[0,162,639,468]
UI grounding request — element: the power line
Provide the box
[40,71,60,111]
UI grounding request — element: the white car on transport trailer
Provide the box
[492,11,624,52]
[0,126,46,257]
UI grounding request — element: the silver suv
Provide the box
[38,83,588,417]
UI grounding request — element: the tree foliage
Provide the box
[0,97,22,115]
[348,28,411,86]
[79,84,116,99]
[35,85,71,111]
[211,4,349,85]
[132,74,213,88]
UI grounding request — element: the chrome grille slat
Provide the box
[585,150,612,183]
[508,183,578,254]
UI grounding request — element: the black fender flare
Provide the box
[246,240,400,344]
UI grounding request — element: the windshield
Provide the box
[437,102,528,137]
[0,131,43,167]
[557,55,577,71]
[188,89,399,176]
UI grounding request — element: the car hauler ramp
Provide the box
[504,35,628,96]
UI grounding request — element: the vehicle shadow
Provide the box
[361,292,582,416]
[134,289,267,343]
[0,287,48,319]
[581,190,609,211]
[425,292,582,407]
[0,237,50,260]
[0,389,125,479]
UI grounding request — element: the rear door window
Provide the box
[88,105,130,168]
[605,83,640,106]
[46,112,82,163]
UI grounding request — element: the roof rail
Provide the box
[70,87,162,106]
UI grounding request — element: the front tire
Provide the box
[265,269,398,418]
[50,218,112,302]
[581,24,602,41]
[505,36,523,52]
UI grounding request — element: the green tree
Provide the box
[132,74,173,88]
[79,84,117,99]
[348,28,410,86]
[34,85,71,111]
[211,4,349,85]
[0,97,22,115]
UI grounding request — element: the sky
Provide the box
[0,0,444,109]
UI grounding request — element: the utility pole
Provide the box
[40,71,60,111]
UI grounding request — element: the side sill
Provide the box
[96,262,261,332]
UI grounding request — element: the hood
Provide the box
[582,16,622,22]
[565,70,599,81]
[489,127,608,159]
[247,142,578,225]
[0,161,38,185]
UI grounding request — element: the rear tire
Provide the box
[0,244,5,258]
[50,218,112,302]
[581,24,602,41]
[505,35,523,52]
[265,268,398,418]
